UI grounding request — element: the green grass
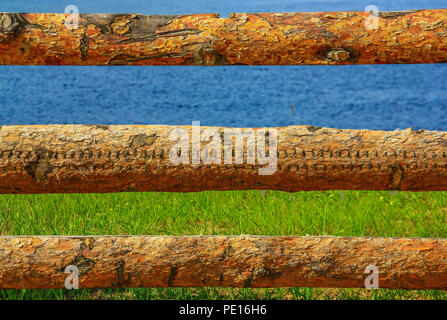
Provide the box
[0,190,446,300]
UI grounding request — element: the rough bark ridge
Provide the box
[0,236,446,289]
[0,125,446,193]
[0,9,446,65]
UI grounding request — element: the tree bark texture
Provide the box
[0,125,446,193]
[0,235,446,289]
[0,9,446,65]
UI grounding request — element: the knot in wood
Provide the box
[326,48,351,62]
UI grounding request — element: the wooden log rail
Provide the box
[0,125,446,194]
[0,236,446,290]
[0,9,446,65]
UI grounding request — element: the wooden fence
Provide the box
[0,9,446,290]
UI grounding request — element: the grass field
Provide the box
[0,190,446,300]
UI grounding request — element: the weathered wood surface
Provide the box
[0,9,446,65]
[0,236,446,289]
[0,125,446,193]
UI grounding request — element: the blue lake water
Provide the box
[0,0,446,130]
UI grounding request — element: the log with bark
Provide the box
[0,235,446,289]
[0,9,446,65]
[0,125,446,193]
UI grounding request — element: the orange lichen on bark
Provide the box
[0,9,446,65]
[0,125,445,193]
[0,235,446,289]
